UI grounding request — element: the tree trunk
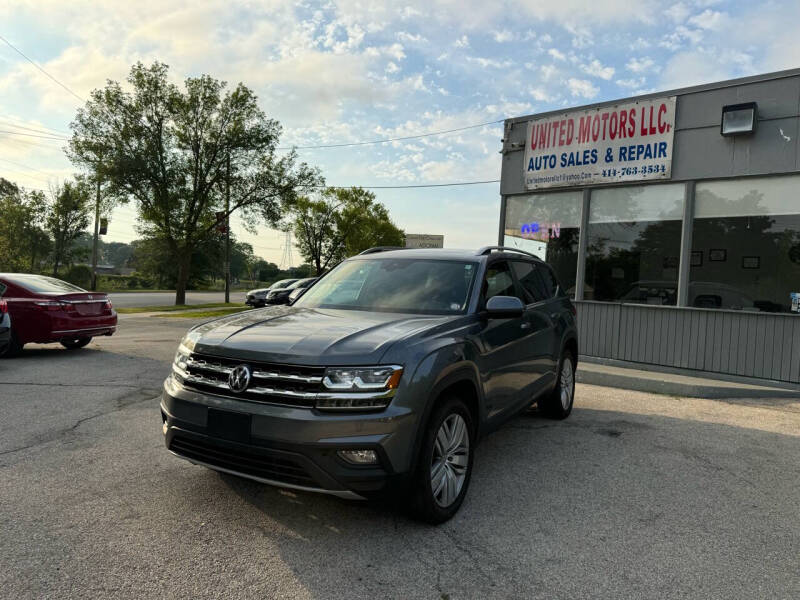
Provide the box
[175,252,191,305]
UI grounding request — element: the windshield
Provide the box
[8,275,86,294]
[295,258,477,315]
[272,279,297,289]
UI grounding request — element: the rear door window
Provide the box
[511,261,549,304]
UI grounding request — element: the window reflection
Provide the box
[503,191,582,298]
[584,184,685,305]
[692,177,800,313]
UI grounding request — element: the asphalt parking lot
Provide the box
[108,291,246,308]
[1,314,799,599]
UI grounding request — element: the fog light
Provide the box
[338,449,378,465]
[162,421,168,435]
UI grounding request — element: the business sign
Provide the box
[405,234,444,248]
[523,96,676,189]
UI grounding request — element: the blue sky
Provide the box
[1,0,797,265]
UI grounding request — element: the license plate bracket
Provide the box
[207,408,251,443]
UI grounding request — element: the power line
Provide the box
[0,169,54,184]
[0,157,62,177]
[277,119,503,150]
[0,33,85,103]
[0,119,70,137]
[0,129,68,140]
[0,119,503,147]
[321,180,499,189]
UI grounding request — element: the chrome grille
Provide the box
[179,352,324,407]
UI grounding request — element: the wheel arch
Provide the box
[408,362,484,475]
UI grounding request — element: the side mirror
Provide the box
[485,295,524,319]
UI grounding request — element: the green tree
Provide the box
[47,180,92,276]
[335,187,404,257]
[0,179,51,272]
[291,187,404,275]
[68,61,322,304]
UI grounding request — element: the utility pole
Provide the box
[90,173,101,291]
[224,154,231,304]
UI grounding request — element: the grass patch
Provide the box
[116,302,239,314]
[154,306,252,319]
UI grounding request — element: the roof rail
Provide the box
[475,246,541,260]
[358,246,408,255]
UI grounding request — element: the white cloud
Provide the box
[567,78,599,98]
[397,31,425,43]
[540,64,559,80]
[616,77,646,89]
[626,56,657,73]
[688,9,726,30]
[529,87,552,102]
[385,61,400,74]
[664,3,691,23]
[453,35,469,48]
[467,56,513,69]
[547,48,566,61]
[581,59,615,80]
[492,30,514,43]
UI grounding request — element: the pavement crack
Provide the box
[0,389,160,461]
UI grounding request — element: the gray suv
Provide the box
[162,247,578,523]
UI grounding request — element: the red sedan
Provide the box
[0,273,117,357]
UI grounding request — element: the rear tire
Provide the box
[0,329,22,358]
[60,337,92,349]
[539,350,575,419]
[409,395,475,524]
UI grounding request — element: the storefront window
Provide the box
[584,184,685,304]
[503,191,582,297]
[691,176,800,313]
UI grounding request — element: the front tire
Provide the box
[539,350,575,419]
[410,396,475,524]
[61,337,92,349]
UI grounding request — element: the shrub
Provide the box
[63,264,93,289]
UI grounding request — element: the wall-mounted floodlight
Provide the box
[721,102,757,136]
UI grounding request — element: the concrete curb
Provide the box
[576,362,800,399]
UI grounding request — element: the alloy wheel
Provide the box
[430,413,470,507]
[560,356,574,410]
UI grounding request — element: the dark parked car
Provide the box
[263,277,317,305]
[0,273,117,357]
[288,278,319,303]
[245,279,298,307]
[162,247,578,523]
[0,299,10,357]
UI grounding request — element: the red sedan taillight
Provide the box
[0,299,7,314]
[104,300,113,310]
[34,300,74,312]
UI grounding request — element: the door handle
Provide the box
[549,313,558,320]
[521,322,531,330]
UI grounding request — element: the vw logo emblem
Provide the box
[228,364,251,393]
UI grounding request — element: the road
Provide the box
[108,290,246,308]
[1,314,799,599]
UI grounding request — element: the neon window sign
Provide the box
[520,222,561,241]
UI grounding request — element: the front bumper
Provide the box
[161,375,418,498]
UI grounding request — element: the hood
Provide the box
[190,305,454,365]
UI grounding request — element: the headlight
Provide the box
[322,366,403,391]
[178,329,201,353]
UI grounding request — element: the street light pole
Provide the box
[90,174,101,291]
[224,154,231,304]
